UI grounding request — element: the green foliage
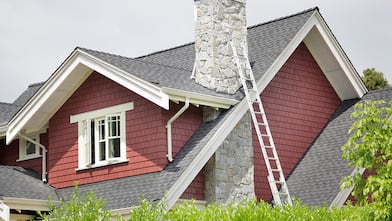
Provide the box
[121,199,371,221]
[361,68,390,90]
[39,186,112,221]
[341,100,392,220]
[38,188,372,221]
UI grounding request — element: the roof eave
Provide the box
[162,87,238,109]
[6,49,170,144]
[2,197,53,212]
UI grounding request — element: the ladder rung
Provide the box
[254,111,263,115]
[271,169,280,172]
[275,180,285,184]
[279,192,289,195]
[268,157,277,160]
[260,134,269,137]
[258,122,267,126]
[264,145,274,149]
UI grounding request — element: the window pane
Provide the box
[99,141,106,161]
[25,141,36,155]
[108,115,120,137]
[109,138,120,158]
[98,119,105,139]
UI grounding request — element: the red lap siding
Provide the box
[0,133,48,175]
[254,42,341,201]
[48,72,202,188]
[181,170,205,200]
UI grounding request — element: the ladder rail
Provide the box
[230,41,292,206]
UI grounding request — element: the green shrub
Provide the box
[39,186,372,221]
[122,199,372,221]
[39,186,112,221]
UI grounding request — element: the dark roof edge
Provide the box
[314,8,362,79]
[134,41,195,60]
[28,82,45,88]
[0,102,19,106]
[247,7,319,30]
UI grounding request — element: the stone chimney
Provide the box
[193,0,249,94]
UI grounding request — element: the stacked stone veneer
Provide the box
[194,0,249,94]
[204,110,255,203]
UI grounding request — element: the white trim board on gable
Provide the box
[6,49,170,144]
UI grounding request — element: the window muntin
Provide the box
[70,102,133,170]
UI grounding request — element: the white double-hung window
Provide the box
[70,102,133,170]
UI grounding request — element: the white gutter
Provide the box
[18,133,47,183]
[166,98,190,162]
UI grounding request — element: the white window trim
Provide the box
[17,134,41,161]
[70,102,133,170]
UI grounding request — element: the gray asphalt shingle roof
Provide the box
[287,88,392,206]
[0,103,20,127]
[0,82,43,127]
[0,165,58,200]
[79,8,316,102]
[79,47,240,100]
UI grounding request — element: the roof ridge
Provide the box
[79,47,192,73]
[247,7,318,30]
[77,47,135,61]
[0,101,20,106]
[28,82,45,88]
[134,7,318,60]
[135,41,195,60]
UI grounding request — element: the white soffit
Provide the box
[303,13,367,100]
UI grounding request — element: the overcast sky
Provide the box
[0,1,391,103]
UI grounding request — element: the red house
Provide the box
[0,3,378,220]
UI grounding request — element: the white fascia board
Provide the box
[311,13,367,98]
[165,97,249,209]
[6,49,170,144]
[162,87,238,109]
[76,50,169,110]
[2,197,52,212]
[330,167,365,208]
[6,51,87,144]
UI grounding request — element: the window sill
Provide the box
[16,155,42,162]
[76,159,129,171]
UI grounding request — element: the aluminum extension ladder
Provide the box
[230,41,292,206]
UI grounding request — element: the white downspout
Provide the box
[18,133,47,183]
[166,98,190,162]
